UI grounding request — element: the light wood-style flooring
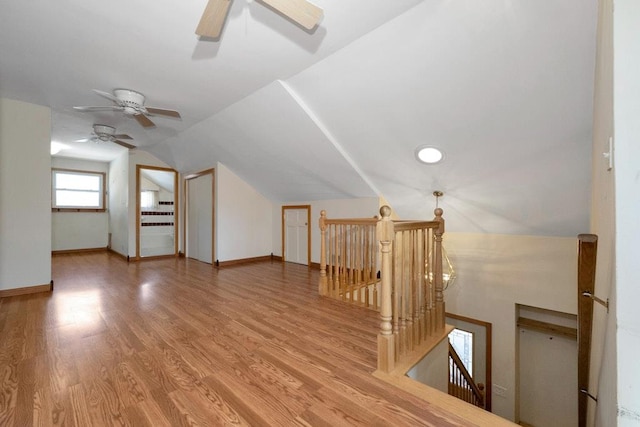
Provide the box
[0,252,477,426]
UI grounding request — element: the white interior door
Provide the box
[284,208,308,265]
[187,173,213,264]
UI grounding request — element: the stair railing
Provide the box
[448,343,486,408]
[319,205,447,373]
[318,212,379,308]
[377,205,445,372]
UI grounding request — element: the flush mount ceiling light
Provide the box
[415,146,444,164]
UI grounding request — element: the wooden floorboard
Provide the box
[0,252,485,426]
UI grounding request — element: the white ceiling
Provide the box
[0,0,598,236]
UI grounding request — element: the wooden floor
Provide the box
[0,252,478,426]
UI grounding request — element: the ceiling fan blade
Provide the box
[134,113,156,128]
[196,0,232,38]
[113,134,133,140]
[113,139,136,149]
[73,106,123,112]
[260,0,323,30]
[145,107,181,118]
[93,89,121,103]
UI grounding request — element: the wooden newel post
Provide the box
[433,207,445,331]
[377,205,395,372]
[319,210,328,296]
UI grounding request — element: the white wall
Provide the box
[444,232,577,421]
[614,2,640,425]
[0,98,51,290]
[406,339,449,394]
[590,0,617,425]
[272,197,380,263]
[108,152,129,257]
[51,157,109,251]
[216,163,273,262]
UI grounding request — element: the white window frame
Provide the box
[52,168,106,211]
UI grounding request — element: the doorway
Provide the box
[446,312,492,411]
[136,165,178,259]
[282,205,310,266]
[184,169,215,264]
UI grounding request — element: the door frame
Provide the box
[446,312,492,411]
[183,168,215,263]
[135,164,179,260]
[281,205,311,266]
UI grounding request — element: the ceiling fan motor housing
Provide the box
[114,89,146,115]
[93,124,116,141]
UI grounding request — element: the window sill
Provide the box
[52,208,107,213]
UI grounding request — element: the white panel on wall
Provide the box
[0,98,52,290]
[52,213,109,251]
[109,152,129,257]
[216,163,273,262]
[614,1,640,424]
[406,338,449,393]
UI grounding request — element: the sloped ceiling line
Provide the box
[278,79,381,197]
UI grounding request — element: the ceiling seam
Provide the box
[277,79,381,197]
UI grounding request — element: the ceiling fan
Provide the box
[196,0,323,38]
[74,89,181,128]
[75,124,136,149]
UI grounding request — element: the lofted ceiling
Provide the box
[0,0,598,236]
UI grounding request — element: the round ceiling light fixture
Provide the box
[415,146,444,164]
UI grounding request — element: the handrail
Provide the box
[322,217,378,226]
[448,343,485,408]
[577,234,598,427]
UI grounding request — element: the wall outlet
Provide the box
[494,384,507,397]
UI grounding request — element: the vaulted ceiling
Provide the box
[0,0,598,236]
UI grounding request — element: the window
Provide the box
[52,169,105,211]
[140,190,158,210]
[449,328,473,374]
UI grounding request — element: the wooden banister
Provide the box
[318,205,447,375]
[448,343,485,408]
[577,234,598,427]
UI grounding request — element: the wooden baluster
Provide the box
[377,206,395,372]
[319,210,328,296]
[397,230,406,356]
[371,224,378,311]
[347,226,356,304]
[426,228,434,338]
[433,207,445,331]
[412,229,420,347]
[351,225,356,302]
[407,230,419,351]
[340,224,346,300]
[328,224,332,295]
[419,229,426,340]
[336,224,340,298]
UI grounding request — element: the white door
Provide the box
[284,208,308,265]
[187,173,213,264]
